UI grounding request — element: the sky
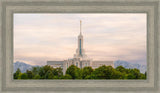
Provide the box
[14,13,147,66]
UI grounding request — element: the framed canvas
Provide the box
[0,0,160,93]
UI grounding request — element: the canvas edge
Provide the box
[0,0,160,93]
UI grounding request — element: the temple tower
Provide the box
[78,20,83,57]
[74,20,87,59]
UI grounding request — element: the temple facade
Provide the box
[47,21,114,75]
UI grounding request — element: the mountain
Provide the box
[13,61,33,73]
[14,60,147,74]
[114,60,147,73]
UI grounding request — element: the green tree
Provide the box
[13,65,146,80]
[66,65,82,79]
[132,68,141,79]
[33,74,41,79]
[116,66,126,73]
[31,66,40,76]
[62,74,72,79]
[111,70,124,79]
[92,65,115,79]
[52,67,63,77]
[39,65,53,79]
[18,73,28,79]
[26,70,34,79]
[127,68,141,79]
[84,75,91,79]
[39,67,45,79]
[145,72,147,78]
[14,68,21,79]
[56,67,63,76]
[45,70,54,79]
[127,73,135,79]
[82,66,93,79]
[53,76,59,79]
[43,65,53,72]
[139,73,146,79]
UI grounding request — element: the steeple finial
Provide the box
[80,20,82,35]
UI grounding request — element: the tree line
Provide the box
[14,65,146,79]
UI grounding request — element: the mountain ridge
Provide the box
[14,60,147,73]
[114,60,147,73]
[14,61,34,73]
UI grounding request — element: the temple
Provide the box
[47,20,114,75]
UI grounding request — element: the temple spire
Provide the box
[80,20,82,35]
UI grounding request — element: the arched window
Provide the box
[67,63,68,68]
[76,62,78,67]
[85,63,87,66]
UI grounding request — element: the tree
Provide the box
[62,74,72,79]
[112,70,125,79]
[26,70,34,79]
[132,68,141,79]
[139,73,146,79]
[145,72,147,78]
[14,68,21,79]
[39,67,45,79]
[127,73,135,79]
[82,66,93,79]
[31,66,40,76]
[43,65,53,73]
[92,65,115,79]
[33,74,41,79]
[39,65,53,79]
[13,65,146,80]
[56,67,63,77]
[84,75,91,79]
[116,66,126,73]
[18,73,28,79]
[52,67,63,77]
[127,68,141,79]
[45,70,54,79]
[66,65,82,79]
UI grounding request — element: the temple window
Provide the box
[76,62,78,67]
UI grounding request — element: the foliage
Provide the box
[47,70,55,79]
[66,65,82,79]
[18,73,28,79]
[33,74,41,79]
[116,66,126,73]
[31,66,40,75]
[14,68,21,79]
[82,66,93,79]
[14,65,146,79]
[52,67,63,77]
[62,74,72,79]
[26,70,34,79]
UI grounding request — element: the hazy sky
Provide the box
[14,13,146,66]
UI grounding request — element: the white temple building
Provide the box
[47,21,114,75]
